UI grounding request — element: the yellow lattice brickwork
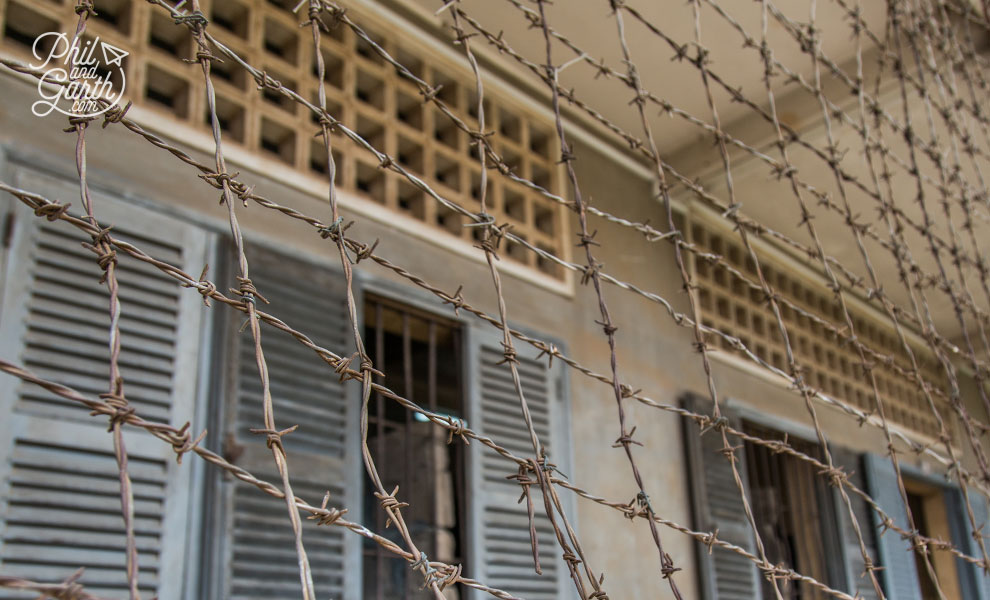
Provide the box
[0,0,566,277]
[687,215,950,440]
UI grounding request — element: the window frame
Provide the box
[882,460,987,600]
[361,273,577,600]
[360,292,470,599]
[684,395,874,600]
[741,421,847,599]
[363,275,577,600]
[731,400,849,597]
[903,479,962,599]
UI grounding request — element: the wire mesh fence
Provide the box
[0,0,989,598]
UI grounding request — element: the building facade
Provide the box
[0,1,988,599]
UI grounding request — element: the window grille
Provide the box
[744,425,842,600]
[363,296,467,600]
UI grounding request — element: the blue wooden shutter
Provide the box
[832,449,880,600]
[0,167,209,599]
[467,325,572,600]
[967,491,990,599]
[862,453,922,600]
[680,394,760,600]
[214,243,358,600]
[945,488,990,600]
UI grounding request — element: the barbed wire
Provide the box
[0,0,989,598]
[63,3,143,598]
[4,175,985,580]
[0,178,869,600]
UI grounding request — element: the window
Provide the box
[682,395,876,600]
[905,482,961,600]
[198,242,571,599]
[743,425,842,600]
[0,165,572,598]
[683,394,990,600]
[863,454,988,600]
[362,297,467,599]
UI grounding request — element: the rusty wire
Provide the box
[447,5,607,598]
[0,179,864,600]
[62,2,142,599]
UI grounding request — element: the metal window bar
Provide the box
[363,296,466,600]
[745,425,836,600]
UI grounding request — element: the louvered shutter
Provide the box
[467,325,572,600]
[862,453,922,600]
[969,492,990,599]
[215,243,357,600]
[832,449,880,600]
[0,167,209,599]
[680,394,760,600]
[946,489,990,600]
